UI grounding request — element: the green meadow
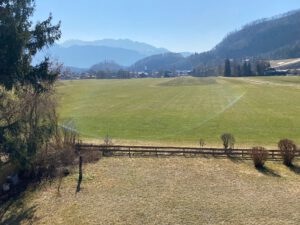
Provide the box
[57,76,300,147]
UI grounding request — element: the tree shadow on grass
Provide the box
[288,164,300,175]
[227,155,244,164]
[256,166,281,178]
[0,204,36,225]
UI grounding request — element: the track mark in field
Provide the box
[237,78,300,88]
[196,92,247,128]
[162,91,247,138]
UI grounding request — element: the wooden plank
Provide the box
[76,143,300,161]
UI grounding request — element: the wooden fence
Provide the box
[76,144,300,161]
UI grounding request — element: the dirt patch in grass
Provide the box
[2,158,300,225]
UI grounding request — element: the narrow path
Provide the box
[236,78,300,88]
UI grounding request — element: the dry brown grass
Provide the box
[1,158,300,225]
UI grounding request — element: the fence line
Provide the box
[76,144,300,161]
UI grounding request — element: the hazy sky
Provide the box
[33,0,300,52]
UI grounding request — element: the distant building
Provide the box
[264,68,288,76]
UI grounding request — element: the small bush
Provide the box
[102,135,113,156]
[220,133,235,153]
[199,139,206,148]
[251,147,269,168]
[25,124,79,182]
[278,139,297,166]
[83,150,101,163]
[103,134,113,146]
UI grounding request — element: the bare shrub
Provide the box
[278,139,297,166]
[54,125,79,194]
[28,122,79,182]
[82,150,101,163]
[199,139,206,148]
[220,133,235,154]
[251,147,269,168]
[103,134,113,146]
[102,134,113,157]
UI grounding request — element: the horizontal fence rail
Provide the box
[76,144,300,161]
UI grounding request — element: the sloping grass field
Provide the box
[57,76,300,147]
[1,158,300,225]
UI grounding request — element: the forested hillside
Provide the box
[134,9,300,72]
[89,61,124,72]
[131,53,192,71]
[212,9,300,59]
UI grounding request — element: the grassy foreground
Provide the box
[57,76,300,147]
[1,158,300,224]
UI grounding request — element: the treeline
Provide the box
[93,70,131,79]
[191,59,271,77]
[61,68,132,80]
[224,59,271,77]
[62,68,189,80]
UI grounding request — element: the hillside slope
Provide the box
[189,9,300,69]
[89,61,124,72]
[131,53,192,71]
[213,9,300,59]
[140,9,300,71]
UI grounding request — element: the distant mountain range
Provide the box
[34,39,170,68]
[61,39,169,56]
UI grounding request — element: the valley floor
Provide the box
[1,157,300,225]
[58,76,300,147]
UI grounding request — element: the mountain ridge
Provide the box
[61,38,169,56]
[35,39,170,68]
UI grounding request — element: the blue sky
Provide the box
[33,0,300,52]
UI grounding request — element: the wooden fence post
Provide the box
[75,143,298,162]
[76,156,83,193]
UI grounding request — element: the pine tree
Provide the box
[0,0,61,90]
[247,62,253,76]
[224,59,231,77]
[237,65,242,77]
[242,61,248,76]
[0,0,61,169]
